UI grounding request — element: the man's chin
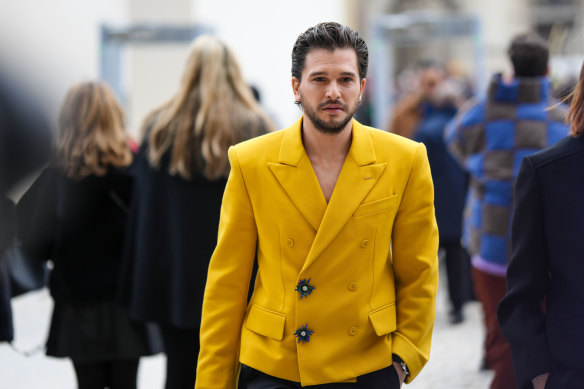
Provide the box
[315,124,347,135]
[315,117,351,134]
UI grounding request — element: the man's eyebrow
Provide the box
[307,71,357,77]
[307,71,328,77]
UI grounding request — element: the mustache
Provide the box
[318,100,347,110]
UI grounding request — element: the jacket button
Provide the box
[287,238,294,248]
[349,326,358,336]
[361,240,369,248]
[294,324,314,343]
[348,282,357,291]
[295,278,315,298]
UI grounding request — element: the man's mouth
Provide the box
[319,101,346,112]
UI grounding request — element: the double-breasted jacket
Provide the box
[196,118,439,387]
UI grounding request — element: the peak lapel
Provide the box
[268,118,327,232]
[302,121,387,271]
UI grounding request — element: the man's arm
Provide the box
[443,99,483,168]
[498,157,551,388]
[196,147,258,389]
[390,143,439,383]
[388,91,423,138]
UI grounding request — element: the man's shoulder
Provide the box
[360,124,422,160]
[230,127,286,166]
[455,98,487,128]
[365,124,418,147]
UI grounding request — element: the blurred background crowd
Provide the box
[1,0,583,388]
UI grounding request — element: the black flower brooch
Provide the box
[295,278,315,299]
[294,324,314,343]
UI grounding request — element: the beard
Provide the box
[299,96,360,135]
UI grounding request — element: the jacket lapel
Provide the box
[268,118,327,232]
[302,120,386,271]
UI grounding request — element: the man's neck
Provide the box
[302,118,353,163]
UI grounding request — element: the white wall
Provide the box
[192,0,351,129]
[126,0,194,138]
[459,0,531,77]
[0,0,127,125]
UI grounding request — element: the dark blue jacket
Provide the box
[415,103,467,239]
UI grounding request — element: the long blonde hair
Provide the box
[145,35,273,180]
[57,81,132,179]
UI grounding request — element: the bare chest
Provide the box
[312,160,344,203]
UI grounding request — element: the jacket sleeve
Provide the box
[498,157,551,389]
[443,99,483,168]
[390,143,439,382]
[196,147,258,389]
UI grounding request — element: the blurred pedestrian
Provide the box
[389,62,446,139]
[413,78,473,324]
[445,33,569,389]
[0,73,51,342]
[498,61,584,389]
[16,81,159,389]
[119,35,273,389]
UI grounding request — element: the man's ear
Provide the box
[292,77,301,101]
[359,78,366,101]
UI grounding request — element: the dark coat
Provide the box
[0,75,51,341]
[498,135,584,389]
[414,103,467,240]
[17,166,134,303]
[118,142,227,328]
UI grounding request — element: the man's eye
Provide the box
[313,77,326,82]
[340,77,353,83]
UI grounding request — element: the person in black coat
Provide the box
[119,35,273,389]
[0,73,52,342]
[17,82,159,389]
[498,62,584,389]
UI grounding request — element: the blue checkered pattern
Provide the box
[445,74,569,271]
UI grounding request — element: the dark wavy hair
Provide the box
[508,33,549,78]
[291,22,368,82]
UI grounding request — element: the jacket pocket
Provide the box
[353,194,399,218]
[245,304,286,341]
[368,302,397,336]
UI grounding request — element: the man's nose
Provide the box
[325,81,341,99]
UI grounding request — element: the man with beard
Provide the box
[195,22,439,389]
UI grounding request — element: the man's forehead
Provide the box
[303,47,359,72]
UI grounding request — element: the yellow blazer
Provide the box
[196,118,439,388]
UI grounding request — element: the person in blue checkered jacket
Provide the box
[444,32,570,389]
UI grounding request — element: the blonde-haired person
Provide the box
[119,35,273,389]
[17,81,159,389]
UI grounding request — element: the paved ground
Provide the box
[0,264,494,388]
